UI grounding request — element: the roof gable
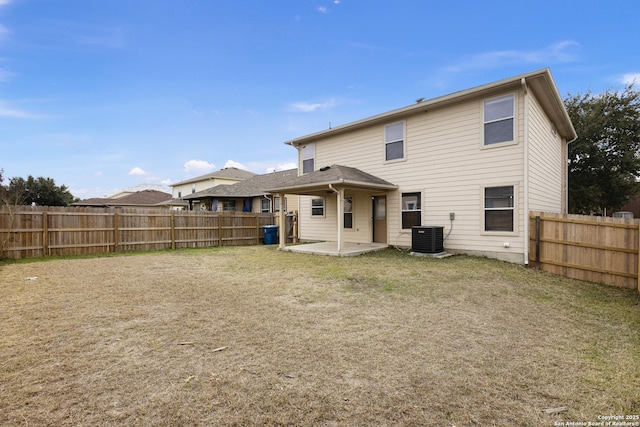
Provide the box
[284,68,576,146]
[171,167,257,187]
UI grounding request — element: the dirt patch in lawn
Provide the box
[1,246,639,426]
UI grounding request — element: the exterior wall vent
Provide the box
[411,226,444,254]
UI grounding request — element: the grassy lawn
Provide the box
[1,246,639,426]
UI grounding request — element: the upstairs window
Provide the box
[385,122,404,161]
[401,192,421,229]
[484,94,514,145]
[484,186,514,232]
[302,144,315,174]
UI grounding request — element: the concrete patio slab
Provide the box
[280,241,388,256]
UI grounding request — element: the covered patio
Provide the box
[267,165,398,256]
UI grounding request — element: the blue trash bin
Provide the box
[263,225,278,245]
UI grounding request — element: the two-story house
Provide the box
[268,68,577,264]
[171,167,257,211]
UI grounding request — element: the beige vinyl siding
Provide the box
[527,91,564,213]
[172,178,242,198]
[303,90,526,260]
[299,195,336,241]
[299,192,372,243]
[285,194,299,213]
[342,191,373,243]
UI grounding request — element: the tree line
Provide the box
[0,170,77,206]
[2,84,640,213]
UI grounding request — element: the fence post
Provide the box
[113,212,119,252]
[535,215,541,270]
[171,211,176,250]
[42,209,49,257]
[256,214,260,245]
[218,212,223,247]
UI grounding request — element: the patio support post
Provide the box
[337,187,344,254]
[278,192,286,250]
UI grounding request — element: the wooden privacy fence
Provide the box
[529,212,640,290]
[0,206,286,260]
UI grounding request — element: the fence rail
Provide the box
[0,206,282,259]
[529,212,639,290]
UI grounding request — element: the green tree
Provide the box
[565,84,640,214]
[2,174,77,206]
[0,169,6,204]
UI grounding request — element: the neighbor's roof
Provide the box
[284,68,577,146]
[183,169,299,199]
[171,167,257,186]
[73,190,173,207]
[266,165,398,196]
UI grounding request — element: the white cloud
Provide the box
[0,0,12,6]
[317,6,328,13]
[184,159,215,176]
[288,98,337,113]
[445,40,580,73]
[0,100,36,118]
[621,73,640,85]
[128,166,147,176]
[223,159,249,170]
[265,162,298,173]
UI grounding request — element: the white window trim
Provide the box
[274,196,286,212]
[261,198,271,213]
[481,93,518,149]
[344,195,354,230]
[400,190,422,231]
[480,183,519,236]
[383,120,407,163]
[301,143,315,174]
[311,197,325,218]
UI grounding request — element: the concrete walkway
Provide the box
[281,241,388,257]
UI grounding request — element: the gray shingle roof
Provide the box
[266,165,397,194]
[183,169,298,199]
[74,190,173,207]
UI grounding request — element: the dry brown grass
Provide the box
[1,246,639,426]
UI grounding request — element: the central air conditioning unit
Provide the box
[411,226,444,254]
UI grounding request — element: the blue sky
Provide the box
[1,0,639,199]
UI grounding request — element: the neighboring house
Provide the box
[73,189,173,208]
[171,167,257,200]
[182,169,299,213]
[268,68,577,264]
[616,193,640,218]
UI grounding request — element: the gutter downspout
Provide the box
[328,184,343,254]
[521,77,530,266]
